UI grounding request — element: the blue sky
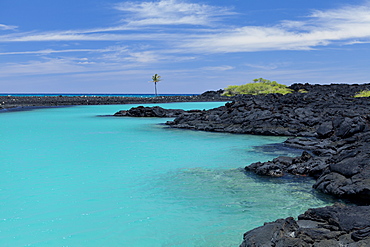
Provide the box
[1,0,370,93]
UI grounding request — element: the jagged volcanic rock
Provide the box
[114,106,188,117]
[240,204,370,247]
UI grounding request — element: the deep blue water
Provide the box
[0,102,334,246]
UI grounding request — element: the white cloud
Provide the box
[1,2,370,56]
[181,4,370,53]
[126,51,158,63]
[101,45,195,64]
[0,48,98,55]
[245,63,280,70]
[0,58,90,77]
[0,45,169,78]
[201,65,234,71]
[181,26,322,52]
[0,32,129,42]
[0,28,184,42]
[345,40,370,45]
[279,20,307,30]
[114,0,234,26]
[0,24,18,30]
[101,46,158,63]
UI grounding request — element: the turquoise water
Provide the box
[0,102,333,247]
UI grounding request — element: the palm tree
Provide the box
[151,74,161,96]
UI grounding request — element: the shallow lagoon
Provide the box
[0,102,333,246]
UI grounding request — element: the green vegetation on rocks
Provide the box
[354,90,370,97]
[223,78,292,96]
[298,89,308,93]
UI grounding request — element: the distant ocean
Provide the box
[0,93,197,97]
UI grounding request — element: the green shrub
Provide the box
[223,78,292,96]
[298,89,308,93]
[354,90,370,97]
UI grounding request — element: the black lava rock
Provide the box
[240,204,370,247]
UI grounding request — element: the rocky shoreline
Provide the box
[3,85,370,246]
[114,83,370,246]
[240,203,370,247]
[165,85,370,202]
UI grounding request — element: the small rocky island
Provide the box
[115,84,370,246]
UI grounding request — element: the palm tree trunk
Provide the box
[154,82,157,96]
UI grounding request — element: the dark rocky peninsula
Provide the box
[115,83,370,246]
[0,91,228,111]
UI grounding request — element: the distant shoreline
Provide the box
[0,93,230,112]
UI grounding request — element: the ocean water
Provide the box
[0,102,334,247]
